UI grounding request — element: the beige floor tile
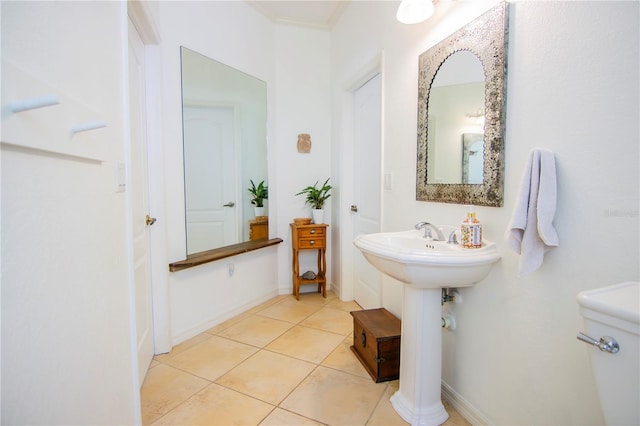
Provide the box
[259,408,325,425]
[216,350,316,405]
[164,335,258,381]
[246,294,289,314]
[280,366,387,425]
[297,290,338,306]
[367,384,409,426]
[141,293,473,426]
[300,307,354,335]
[140,363,210,425]
[217,315,294,347]
[205,312,252,335]
[153,332,211,362]
[265,325,345,364]
[321,335,370,379]
[152,383,274,426]
[256,298,322,323]
[326,298,363,312]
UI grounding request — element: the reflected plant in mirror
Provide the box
[416,2,508,207]
[180,47,268,255]
[248,179,268,218]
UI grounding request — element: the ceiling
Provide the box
[246,1,352,30]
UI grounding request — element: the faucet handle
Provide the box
[424,227,434,240]
[447,231,458,244]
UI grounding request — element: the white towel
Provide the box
[506,149,559,275]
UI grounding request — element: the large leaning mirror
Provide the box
[181,47,268,255]
[416,2,508,206]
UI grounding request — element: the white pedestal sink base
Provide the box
[353,229,501,425]
[390,286,449,426]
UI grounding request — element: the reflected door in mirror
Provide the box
[183,106,240,253]
[181,47,268,256]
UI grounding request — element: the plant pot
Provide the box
[254,206,266,219]
[312,209,324,224]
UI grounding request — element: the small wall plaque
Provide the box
[297,133,311,153]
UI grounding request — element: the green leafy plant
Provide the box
[248,180,268,207]
[296,178,332,210]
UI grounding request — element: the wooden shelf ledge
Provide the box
[169,238,283,272]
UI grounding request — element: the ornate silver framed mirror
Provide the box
[416,2,509,207]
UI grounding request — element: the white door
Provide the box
[183,106,239,254]
[353,74,382,309]
[128,19,154,386]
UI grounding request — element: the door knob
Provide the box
[145,215,157,226]
[351,205,358,212]
[223,202,235,207]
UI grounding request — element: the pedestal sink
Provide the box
[354,228,501,425]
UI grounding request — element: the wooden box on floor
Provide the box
[350,308,401,383]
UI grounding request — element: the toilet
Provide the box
[577,281,639,425]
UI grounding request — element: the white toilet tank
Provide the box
[577,281,639,425]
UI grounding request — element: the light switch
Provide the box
[384,173,393,190]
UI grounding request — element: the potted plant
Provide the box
[295,178,331,224]
[248,179,268,219]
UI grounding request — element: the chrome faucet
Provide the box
[414,222,445,241]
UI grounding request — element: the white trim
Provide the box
[145,45,172,355]
[127,1,172,355]
[442,381,494,426]
[127,1,160,45]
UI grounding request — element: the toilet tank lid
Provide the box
[577,281,639,325]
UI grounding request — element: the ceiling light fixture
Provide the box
[396,0,434,24]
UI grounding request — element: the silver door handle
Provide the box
[223,202,235,207]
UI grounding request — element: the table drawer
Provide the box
[298,227,325,238]
[298,237,325,249]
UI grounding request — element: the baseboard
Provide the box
[441,381,494,426]
[170,289,279,346]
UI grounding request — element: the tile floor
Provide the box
[141,291,471,426]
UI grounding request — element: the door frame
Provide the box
[352,73,383,309]
[127,2,172,356]
[337,53,385,302]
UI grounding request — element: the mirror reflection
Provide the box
[181,47,268,255]
[427,50,485,184]
[462,133,484,184]
[416,2,508,207]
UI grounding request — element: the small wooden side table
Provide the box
[249,219,268,240]
[290,223,329,300]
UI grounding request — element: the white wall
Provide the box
[1,2,138,424]
[157,3,331,343]
[157,1,278,344]
[273,24,332,295]
[332,1,639,424]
